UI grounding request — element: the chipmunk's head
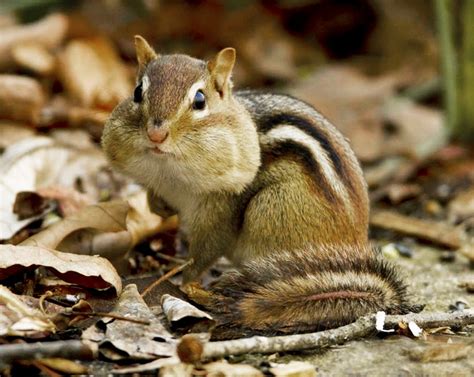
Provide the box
[102,36,260,194]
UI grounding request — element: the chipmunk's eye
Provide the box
[133,82,143,103]
[192,90,206,110]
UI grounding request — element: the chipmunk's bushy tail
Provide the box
[210,245,410,333]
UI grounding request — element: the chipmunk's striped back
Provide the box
[238,92,368,223]
[234,92,369,253]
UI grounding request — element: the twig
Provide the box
[141,258,194,298]
[0,340,96,365]
[68,311,151,325]
[370,209,464,249]
[201,310,474,359]
[155,251,186,264]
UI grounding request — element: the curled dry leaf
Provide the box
[0,285,56,337]
[58,36,132,109]
[161,294,215,332]
[0,13,68,70]
[0,136,105,240]
[82,284,175,360]
[0,74,46,123]
[21,200,128,250]
[0,245,122,294]
[12,42,55,76]
[126,191,178,248]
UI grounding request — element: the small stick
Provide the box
[141,258,194,298]
[201,310,474,359]
[68,311,150,325]
[0,340,96,365]
[370,209,464,249]
[155,251,186,264]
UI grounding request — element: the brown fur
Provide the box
[102,36,409,333]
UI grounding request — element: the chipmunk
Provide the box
[102,36,409,333]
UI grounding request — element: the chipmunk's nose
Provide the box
[147,120,169,144]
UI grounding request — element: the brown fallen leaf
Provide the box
[161,294,215,333]
[21,200,128,250]
[82,284,175,360]
[36,358,88,375]
[448,187,474,224]
[36,186,94,217]
[0,74,46,123]
[25,192,176,268]
[0,285,56,337]
[382,97,446,159]
[269,361,316,377]
[0,136,106,241]
[408,342,472,362]
[58,36,132,109]
[126,191,177,248]
[11,42,56,76]
[0,245,122,294]
[204,360,263,377]
[0,13,67,70]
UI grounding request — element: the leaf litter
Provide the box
[0,2,473,376]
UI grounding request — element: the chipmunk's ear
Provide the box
[134,35,157,73]
[208,47,236,97]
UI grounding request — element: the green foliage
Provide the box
[0,0,79,22]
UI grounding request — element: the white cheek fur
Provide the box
[141,75,150,92]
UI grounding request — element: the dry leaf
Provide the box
[160,363,194,377]
[0,136,106,240]
[161,294,215,332]
[0,285,56,337]
[37,358,88,374]
[0,245,122,294]
[448,187,474,224]
[0,13,67,70]
[82,284,175,360]
[126,191,177,248]
[269,361,316,377]
[204,360,263,377]
[12,42,55,76]
[382,97,446,159]
[58,36,132,109]
[0,74,46,123]
[21,200,128,250]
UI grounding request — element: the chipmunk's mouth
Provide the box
[148,145,171,156]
